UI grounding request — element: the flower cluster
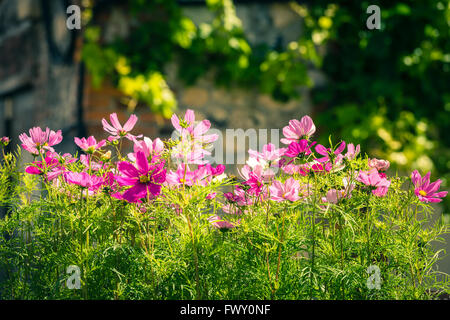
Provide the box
[16,110,447,231]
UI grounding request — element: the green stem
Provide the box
[186,214,200,299]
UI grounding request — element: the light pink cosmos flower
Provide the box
[171,109,195,133]
[239,163,274,182]
[102,113,141,141]
[344,143,360,160]
[368,158,390,172]
[171,109,218,144]
[269,178,301,202]
[128,136,164,162]
[323,182,355,204]
[281,115,316,144]
[19,127,63,155]
[281,162,302,175]
[248,143,287,165]
[74,136,106,154]
[170,109,219,165]
[65,171,104,189]
[80,154,106,171]
[357,168,391,197]
[171,132,211,164]
[165,164,208,187]
[411,170,447,203]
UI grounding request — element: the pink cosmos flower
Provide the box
[171,131,213,164]
[102,113,141,141]
[128,137,164,162]
[116,151,166,202]
[284,139,315,158]
[269,178,301,202]
[368,158,390,172]
[411,170,448,203]
[323,182,354,204]
[222,203,244,215]
[165,164,208,187]
[19,127,63,155]
[206,192,217,200]
[171,109,218,144]
[306,161,332,174]
[74,136,106,154]
[357,168,391,197]
[281,115,316,144]
[315,141,346,163]
[65,171,104,189]
[239,161,275,182]
[25,155,59,177]
[281,162,302,175]
[345,143,361,160]
[171,109,196,133]
[225,187,254,206]
[198,164,226,176]
[248,143,287,165]
[207,215,239,230]
[80,154,106,171]
[244,172,265,196]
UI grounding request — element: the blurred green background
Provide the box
[80,0,449,213]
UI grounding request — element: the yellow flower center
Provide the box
[419,190,427,197]
[139,175,150,183]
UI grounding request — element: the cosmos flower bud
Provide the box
[0,136,10,147]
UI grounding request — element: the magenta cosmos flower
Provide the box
[284,139,316,158]
[269,177,301,202]
[102,113,141,141]
[74,136,106,154]
[315,141,346,163]
[411,170,447,203]
[19,127,63,155]
[116,151,166,202]
[357,168,391,197]
[25,154,60,179]
[281,115,316,145]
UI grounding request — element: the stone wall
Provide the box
[0,0,81,159]
[0,1,322,165]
